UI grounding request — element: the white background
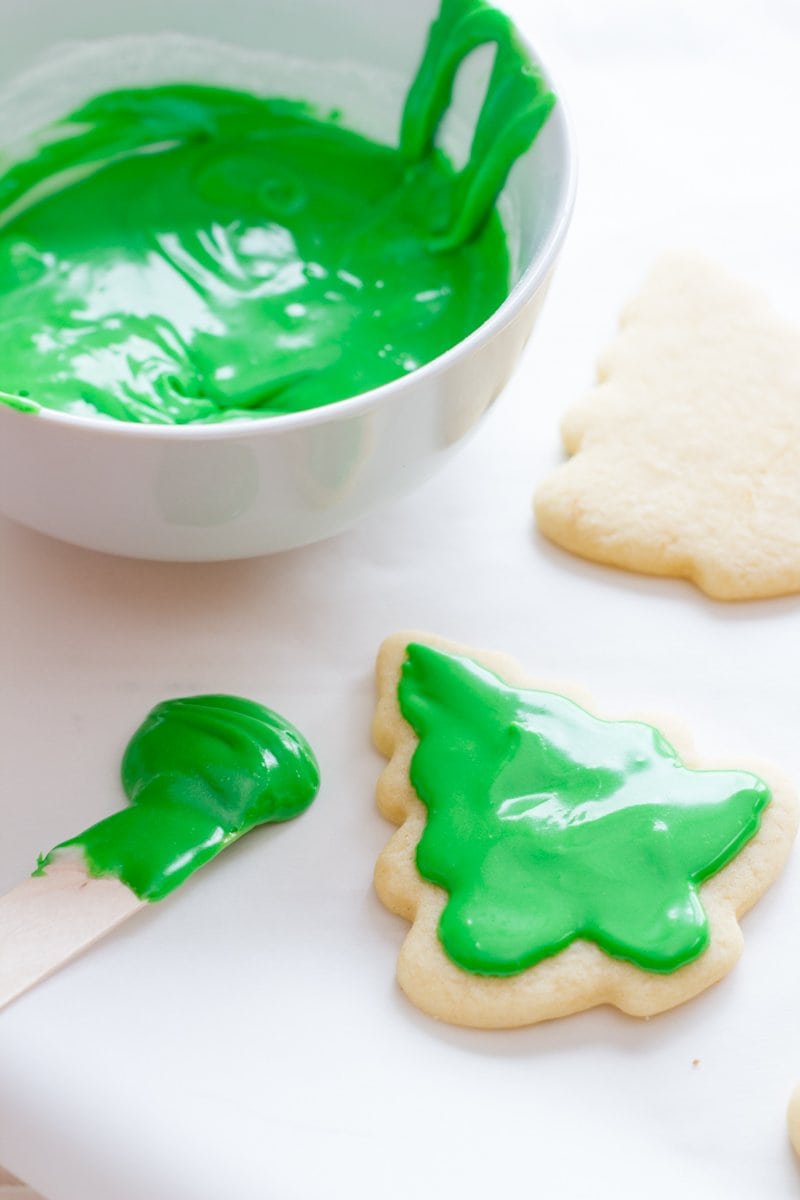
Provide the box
[2,0,800,1196]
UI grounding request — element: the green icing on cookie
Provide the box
[37,695,320,900]
[397,643,771,976]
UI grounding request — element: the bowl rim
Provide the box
[0,19,577,443]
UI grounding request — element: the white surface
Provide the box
[2,0,800,1197]
[0,0,574,560]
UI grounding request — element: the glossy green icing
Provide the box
[37,695,320,900]
[398,643,771,976]
[0,0,554,423]
[401,0,556,250]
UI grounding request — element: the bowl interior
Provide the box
[0,0,572,308]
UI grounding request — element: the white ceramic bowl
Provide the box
[0,0,575,560]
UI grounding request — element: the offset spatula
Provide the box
[0,694,320,1012]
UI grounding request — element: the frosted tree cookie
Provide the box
[373,633,797,1028]
[535,254,800,600]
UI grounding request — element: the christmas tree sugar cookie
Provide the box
[373,633,797,1028]
[788,1087,800,1157]
[535,254,800,600]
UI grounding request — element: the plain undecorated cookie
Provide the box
[535,253,800,600]
[373,631,798,1028]
[788,1085,800,1157]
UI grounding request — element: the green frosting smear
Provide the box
[0,0,554,423]
[398,643,771,977]
[37,695,320,901]
[401,0,556,251]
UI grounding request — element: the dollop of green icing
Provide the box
[398,643,771,976]
[37,695,320,900]
[0,0,554,423]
